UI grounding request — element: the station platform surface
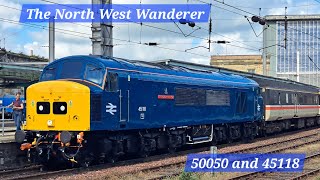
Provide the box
[0,132,15,143]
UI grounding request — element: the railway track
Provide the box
[2,128,320,180]
[229,151,320,180]
[134,131,320,180]
[0,165,42,180]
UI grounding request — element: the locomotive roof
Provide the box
[49,55,258,88]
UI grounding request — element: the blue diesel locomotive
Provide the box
[16,55,301,166]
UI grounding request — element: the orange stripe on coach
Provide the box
[265,105,320,110]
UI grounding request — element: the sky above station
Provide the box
[0,0,319,64]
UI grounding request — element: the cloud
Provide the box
[4,0,319,65]
[0,0,22,32]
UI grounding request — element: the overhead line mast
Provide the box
[92,0,113,57]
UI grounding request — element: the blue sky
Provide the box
[0,0,319,64]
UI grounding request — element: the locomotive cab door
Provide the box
[103,71,129,129]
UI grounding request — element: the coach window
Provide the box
[106,73,118,92]
[286,93,289,104]
[278,93,281,105]
[273,91,278,105]
[304,95,308,105]
[299,95,304,105]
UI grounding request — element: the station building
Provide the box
[263,15,320,87]
[210,55,269,75]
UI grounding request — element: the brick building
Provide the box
[210,55,269,75]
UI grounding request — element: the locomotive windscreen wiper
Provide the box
[89,67,102,71]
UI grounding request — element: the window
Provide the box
[60,61,83,79]
[106,73,118,92]
[41,66,56,81]
[247,69,256,73]
[236,92,247,114]
[272,91,278,104]
[286,93,289,104]
[292,94,296,104]
[299,94,304,104]
[206,90,230,106]
[175,88,206,106]
[84,64,104,86]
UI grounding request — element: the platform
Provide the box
[0,121,28,170]
[0,120,16,143]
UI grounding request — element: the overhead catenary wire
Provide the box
[198,0,320,54]
[0,6,213,58]
[0,17,211,58]
[3,0,263,54]
[39,0,265,53]
[5,0,314,59]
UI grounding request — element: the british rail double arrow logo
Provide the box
[106,103,117,115]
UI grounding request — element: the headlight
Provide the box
[37,102,50,114]
[53,102,67,114]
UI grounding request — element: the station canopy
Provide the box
[0,62,47,87]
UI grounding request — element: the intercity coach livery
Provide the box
[15,55,320,167]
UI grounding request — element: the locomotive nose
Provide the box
[24,80,91,131]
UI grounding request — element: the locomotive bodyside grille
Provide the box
[91,94,102,122]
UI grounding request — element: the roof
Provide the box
[0,62,46,86]
[47,55,258,88]
[154,59,319,91]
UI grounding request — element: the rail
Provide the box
[0,106,14,137]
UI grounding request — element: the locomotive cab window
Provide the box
[84,64,104,86]
[41,66,56,81]
[105,72,118,92]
